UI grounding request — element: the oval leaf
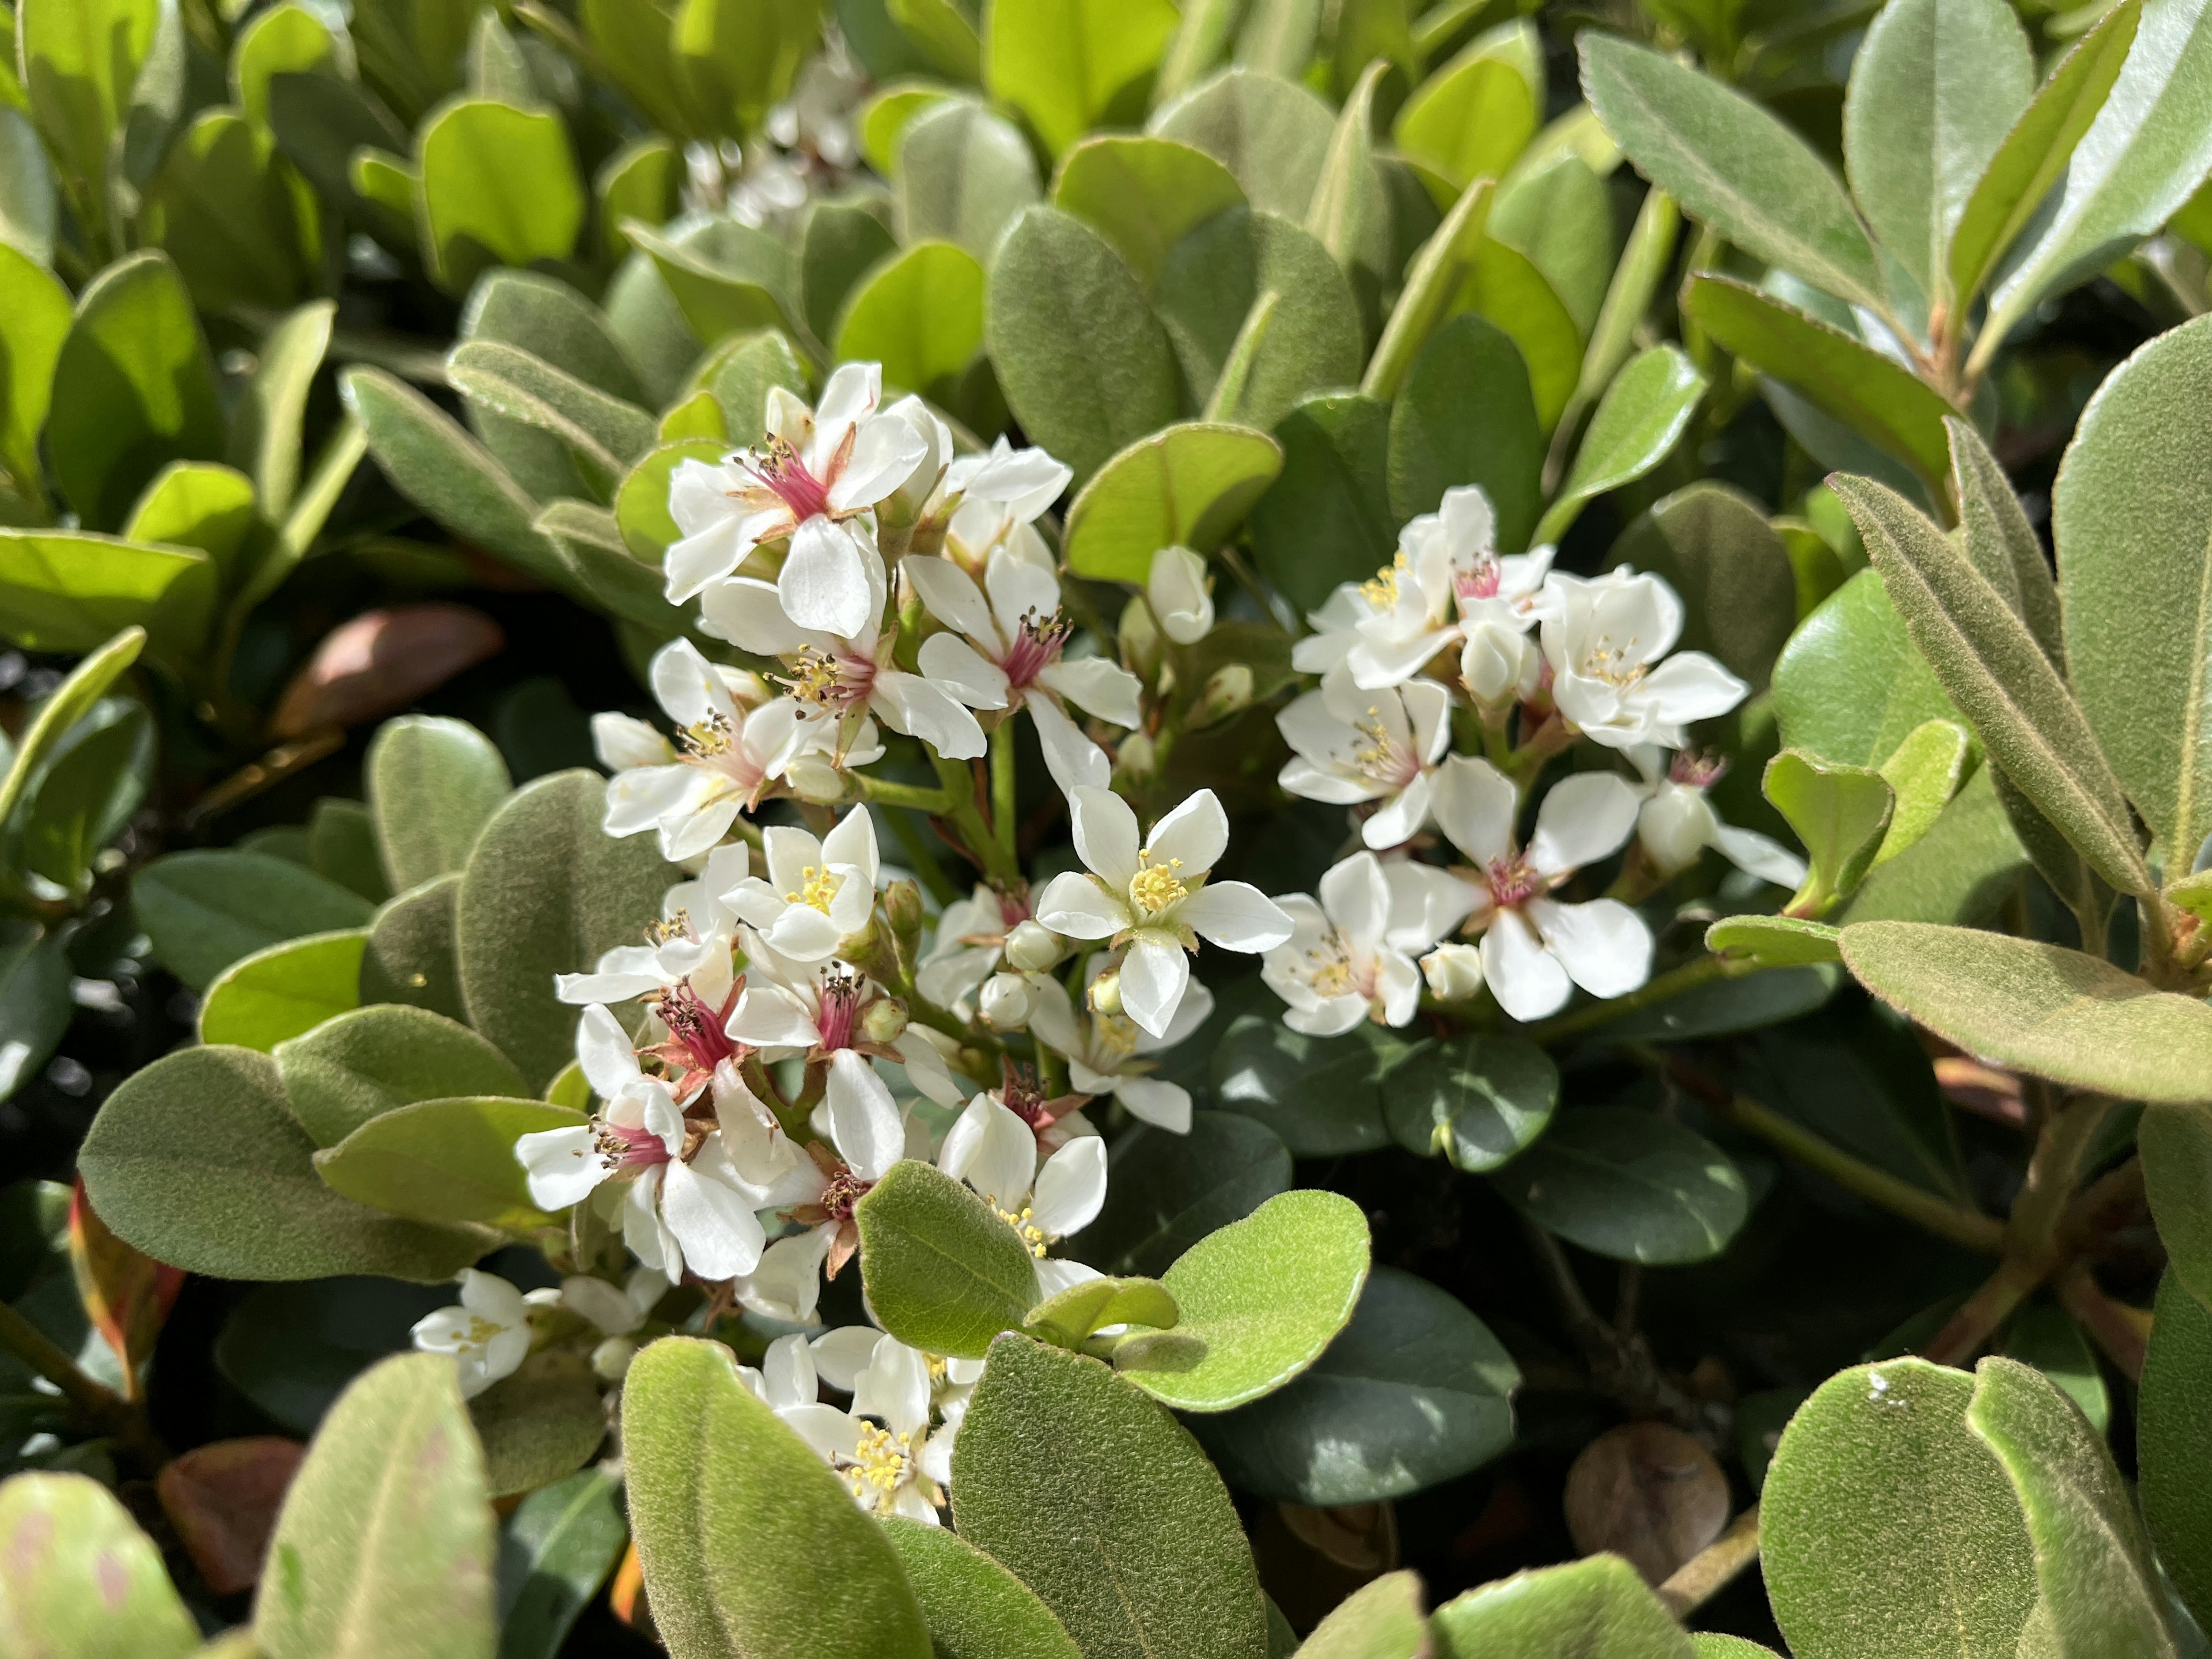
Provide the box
[1063,422,1283,582]
[880,1516,1084,1659]
[855,1159,1040,1359]
[1488,1107,1748,1264]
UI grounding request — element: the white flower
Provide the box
[726,936,965,1110]
[908,549,1143,793]
[937,438,1071,575]
[1277,673,1453,850]
[1033,787,1294,1037]
[1430,756,1654,1022]
[1263,852,1459,1036]
[664,363,931,635]
[556,844,745,1012]
[1629,748,1807,887]
[560,1265,668,1337]
[595,639,813,860]
[915,884,1031,1013]
[978,972,1034,1030]
[1421,941,1486,1000]
[411,1270,535,1399]
[726,806,880,962]
[737,1330,820,1415]
[1027,971,1210,1133]
[938,1090,1107,1285]
[1148,546,1214,644]
[783,1335,954,1522]
[1538,569,1747,750]
[1460,622,1544,709]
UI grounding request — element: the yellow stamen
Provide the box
[1360,551,1408,609]
[464,1315,505,1345]
[844,1422,912,1497]
[1128,849,1187,915]
[995,1202,1050,1258]
[787,864,842,913]
[681,711,734,757]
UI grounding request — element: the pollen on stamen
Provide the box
[1128,851,1188,914]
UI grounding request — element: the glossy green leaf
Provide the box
[0,242,69,497]
[469,1349,604,1498]
[1580,33,1887,313]
[1063,422,1283,582]
[1296,1571,1430,1659]
[1052,134,1245,286]
[1213,1014,1408,1154]
[951,1333,1270,1659]
[1065,1111,1292,1279]
[1842,0,2033,303]
[367,715,513,893]
[135,849,374,991]
[1705,914,1843,966]
[232,2,342,127]
[880,1517,1085,1659]
[0,1471,199,1657]
[1590,963,1842,1043]
[887,0,982,82]
[417,99,585,295]
[199,929,368,1052]
[1748,1000,1967,1200]
[360,874,468,1021]
[2143,1104,2212,1308]
[1492,152,1616,340]
[316,1096,581,1229]
[18,0,158,204]
[2141,1271,2212,1633]
[986,0,1179,157]
[0,922,71,1102]
[986,206,1181,486]
[623,1336,931,1659]
[1116,1189,1368,1411]
[125,461,257,589]
[1247,392,1396,613]
[495,1467,627,1659]
[78,1045,484,1282]
[1388,312,1542,552]
[1838,767,2028,926]
[1382,1035,1557,1172]
[0,530,214,665]
[896,99,1039,260]
[1537,345,1704,546]
[1998,1300,2109,1435]
[1607,480,1794,691]
[455,770,677,1088]
[1451,232,1581,431]
[1490,1108,1748,1265]
[1150,67,1334,221]
[1395,31,1539,190]
[1773,569,1962,768]
[255,1353,497,1659]
[1841,920,2212,1104]
[1194,1266,1517,1505]
[1873,718,1970,865]
[279,1004,527,1147]
[1430,1555,1693,1658]
[141,109,318,312]
[855,1159,1040,1358]
[834,240,984,400]
[1763,749,1893,910]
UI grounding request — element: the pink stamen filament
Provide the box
[660,983,737,1073]
[816,970,864,1051]
[1486,854,1544,908]
[742,438,833,522]
[599,1119,672,1169]
[999,611,1069,690]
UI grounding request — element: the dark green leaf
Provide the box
[2141,1272,2212,1634]
[0,922,71,1104]
[470,1349,605,1498]
[495,1468,627,1659]
[879,1517,1084,1659]
[368,715,513,892]
[1382,1035,1557,1172]
[2144,1104,2212,1309]
[896,100,1039,260]
[140,109,317,312]
[1247,392,1396,613]
[277,1003,528,1146]
[359,873,468,1021]
[1608,480,1793,691]
[1772,568,1963,769]
[215,1277,451,1435]
[1489,1108,1748,1265]
[316,1096,583,1229]
[834,240,985,402]
[1387,312,1541,553]
[134,849,374,991]
[1150,67,1334,221]
[1212,1013,1409,1154]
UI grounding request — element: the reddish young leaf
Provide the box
[156,1437,305,1595]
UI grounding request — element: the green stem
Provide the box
[990,719,1018,863]
[0,1301,165,1468]
[1525,953,1741,1045]
[856,775,953,815]
[934,755,1020,884]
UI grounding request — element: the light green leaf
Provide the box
[1694,1639,1781,1658]
[367,714,512,893]
[1537,345,1705,546]
[1024,1275,1180,1349]
[1774,567,1963,768]
[469,1349,605,1498]
[1452,232,1581,431]
[1873,718,1970,865]
[880,1517,1085,1659]
[1063,422,1282,582]
[1362,175,1491,404]
[595,135,681,263]
[1999,1301,2109,1435]
[0,1471,199,1657]
[672,0,818,138]
[316,1096,581,1229]
[1116,1189,1369,1411]
[1430,1555,1694,1658]
[255,1353,497,1659]
[1295,1571,1430,1658]
[0,109,58,272]
[2141,1271,2212,1634]
[135,849,374,991]
[1305,60,1385,273]
[2144,1104,2212,1307]
[1607,480,1794,690]
[1839,766,2027,925]
[447,340,657,489]
[834,240,984,401]
[985,0,1179,157]
[232,2,342,127]
[1574,185,1680,411]
[140,109,318,313]
[1490,1108,1748,1264]
[1388,311,1542,551]
[1579,33,1887,313]
[416,97,585,295]
[454,770,677,1089]
[18,0,158,206]
[199,929,368,1052]
[0,625,142,837]
[888,0,982,83]
[1248,392,1396,613]
[126,461,257,593]
[1948,416,2062,663]
[1052,134,1246,286]
[1841,919,2212,1103]
[1764,748,1894,911]
[951,1333,1271,1659]
[895,99,1039,260]
[1492,153,1616,339]
[1065,1111,1291,1279]
[495,1468,627,1659]
[78,1045,485,1282]
[1393,25,1540,190]
[1213,1014,1408,1155]
[0,241,70,498]
[623,1336,931,1659]
[1842,0,2033,304]
[985,206,1181,487]
[1150,67,1334,221]
[276,1003,528,1146]
[797,198,896,347]
[1194,1266,1517,1506]
[1834,472,2153,895]
[360,873,467,1021]
[1705,914,1843,966]
[0,530,214,666]
[854,1159,1040,1359]
[1382,1035,1556,1172]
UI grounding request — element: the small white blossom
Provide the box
[1147,546,1214,644]
[726,807,880,962]
[411,1270,536,1399]
[783,1335,955,1522]
[1263,852,1459,1036]
[938,1089,1107,1293]
[915,884,1031,1013]
[1421,941,1486,1000]
[555,844,746,1012]
[978,972,1035,1030]
[559,1266,669,1337]
[1027,971,1210,1134]
[936,438,1071,575]
[1538,569,1747,750]
[1277,673,1452,850]
[1630,748,1807,887]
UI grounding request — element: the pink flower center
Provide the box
[817,1164,874,1222]
[1669,750,1728,789]
[659,982,737,1074]
[1455,557,1502,605]
[1486,854,1543,908]
[1000,610,1069,690]
[597,1119,671,1169]
[995,889,1031,930]
[815,968,864,1051]
[745,436,834,523]
[782,646,874,713]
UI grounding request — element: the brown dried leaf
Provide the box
[270,604,504,738]
[1562,1422,1730,1585]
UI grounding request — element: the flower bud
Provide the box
[1004,919,1064,972]
[1113,730,1158,782]
[1637,785,1718,878]
[592,1336,638,1381]
[785,754,847,804]
[1088,969,1123,1017]
[1460,622,1541,708]
[1119,593,1162,680]
[1148,545,1215,644]
[884,877,925,941]
[1422,942,1486,1001]
[1190,662,1253,728]
[979,972,1035,1031]
[859,995,910,1044]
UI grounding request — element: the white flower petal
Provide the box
[906,555,1000,645]
[1026,694,1111,794]
[1119,931,1191,1038]
[1431,754,1520,865]
[1713,823,1809,888]
[577,1004,641,1098]
[918,632,1013,709]
[1067,786,1141,889]
[872,671,988,759]
[778,517,878,637]
[1480,907,1573,1022]
[518,1126,607,1210]
[660,1156,768,1281]
[1036,657,1142,728]
[1144,789,1229,876]
[828,1050,906,1180]
[1110,1076,1192,1132]
[1032,1134,1107,1238]
[1528,772,1642,876]
[1528,897,1653,1000]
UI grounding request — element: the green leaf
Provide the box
[1590,963,1842,1043]
[232,2,343,127]
[1063,422,1282,582]
[1948,417,2061,664]
[880,1517,1085,1659]
[986,206,1181,487]
[1842,0,2033,304]
[361,873,468,1021]
[1580,33,1887,313]
[135,849,374,991]
[456,770,677,1089]
[1692,1640,1782,1658]
[834,240,985,402]
[367,715,513,893]
[316,1096,581,1229]
[1981,0,2212,363]
[1607,480,1794,691]
[1362,175,1491,404]
[1429,1554,1694,1658]
[2141,1272,2212,1634]
[854,1159,1040,1358]
[538,500,707,637]
[895,100,1039,260]
[126,461,257,590]
[49,251,225,532]
[1394,26,1540,191]
[951,1333,1271,1659]
[596,135,681,263]
[616,437,728,562]
[1537,346,1705,546]
[1150,67,1334,222]
[2144,1103,2212,1308]
[78,1045,485,1281]
[1998,1300,2109,1436]
[1065,1111,1291,1278]
[1295,1571,1431,1659]
[469,1349,605,1498]
[1388,311,1542,552]
[623,1335,931,1659]
[1025,1275,1180,1348]
[416,98,585,296]
[1212,1014,1408,1155]
[1748,1001,1967,1201]
[254,1353,497,1659]
[1774,568,1963,768]
[1839,766,2027,925]
[888,0,982,82]
[447,341,657,489]
[0,241,70,497]
[796,198,895,347]
[1840,920,2212,1104]
[495,1467,626,1659]
[0,530,214,666]
[140,109,318,313]
[199,929,368,1052]
[1706,914,1843,966]
[1763,1357,2036,1659]
[0,1471,199,1657]
[1834,474,2153,896]
[1382,1035,1557,1172]
[0,627,142,836]
[1155,207,1363,430]
[10,695,147,902]
[1052,134,1246,286]
[1763,749,1894,911]
[1492,153,1616,341]
[1949,0,2140,312]
[1450,232,1581,432]
[986,0,1179,158]
[1194,1266,1517,1505]
[0,922,71,1102]
[672,0,818,138]
[1115,1189,1368,1411]
[464,270,645,402]
[0,109,57,273]
[276,1003,529,1146]
[1681,276,1954,494]
[18,0,158,206]
[1873,718,1970,865]
[1247,392,1395,614]
[1490,1108,1748,1265]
